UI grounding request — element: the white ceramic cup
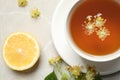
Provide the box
[65,0,120,62]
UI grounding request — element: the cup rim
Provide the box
[65,0,120,62]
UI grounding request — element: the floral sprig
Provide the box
[45,56,102,80]
[66,66,81,78]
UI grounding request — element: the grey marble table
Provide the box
[0,0,119,80]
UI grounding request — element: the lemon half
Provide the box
[3,32,40,71]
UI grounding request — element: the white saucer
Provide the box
[51,0,120,75]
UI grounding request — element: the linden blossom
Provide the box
[94,13,107,28]
[31,8,40,18]
[18,0,28,7]
[83,13,110,41]
[83,15,95,35]
[96,27,110,41]
[84,22,95,35]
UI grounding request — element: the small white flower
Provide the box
[96,27,110,41]
[85,22,95,35]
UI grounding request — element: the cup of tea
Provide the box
[65,0,120,62]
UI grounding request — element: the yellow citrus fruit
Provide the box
[3,32,40,71]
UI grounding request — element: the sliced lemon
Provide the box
[3,32,40,71]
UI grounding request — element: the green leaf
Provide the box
[44,71,58,80]
[94,73,102,80]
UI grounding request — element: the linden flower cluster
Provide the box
[66,66,81,78]
[48,56,62,65]
[83,13,110,41]
[31,8,40,18]
[86,66,96,80]
[17,0,40,19]
[18,0,28,7]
